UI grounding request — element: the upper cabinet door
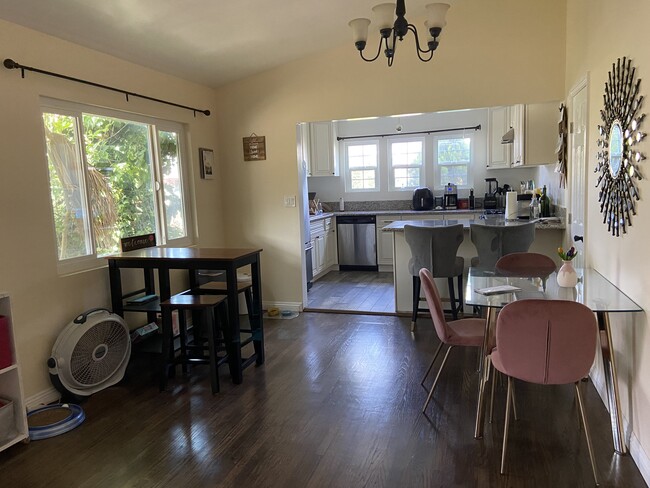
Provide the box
[523,101,561,166]
[487,106,512,169]
[308,121,339,177]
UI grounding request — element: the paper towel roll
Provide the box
[506,191,518,221]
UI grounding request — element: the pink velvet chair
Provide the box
[490,299,599,484]
[419,268,485,413]
[495,252,557,277]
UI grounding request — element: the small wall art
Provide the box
[199,147,214,180]
[243,133,266,161]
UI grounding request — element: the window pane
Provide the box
[350,169,376,190]
[391,141,422,166]
[83,115,155,256]
[348,144,377,168]
[43,113,93,260]
[159,130,186,240]
[394,167,420,189]
[440,164,468,186]
[438,138,470,164]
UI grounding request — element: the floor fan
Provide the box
[48,308,131,400]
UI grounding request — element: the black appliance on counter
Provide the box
[484,178,499,209]
[412,187,434,211]
[443,183,458,209]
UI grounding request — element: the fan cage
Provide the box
[68,320,130,388]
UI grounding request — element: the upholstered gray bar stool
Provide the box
[470,222,536,269]
[404,224,464,332]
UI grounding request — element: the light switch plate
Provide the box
[284,195,296,207]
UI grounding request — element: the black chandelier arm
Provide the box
[407,25,435,62]
[359,37,385,63]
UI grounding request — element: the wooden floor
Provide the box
[0,313,646,487]
[307,270,395,313]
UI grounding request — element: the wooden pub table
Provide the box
[107,247,264,384]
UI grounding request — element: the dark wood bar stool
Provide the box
[160,294,229,394]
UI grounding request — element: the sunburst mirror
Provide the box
[596,57,645,236]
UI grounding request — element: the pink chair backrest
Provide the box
[419,268,451,343]
[495,300,597,385]
[495,252,557,277]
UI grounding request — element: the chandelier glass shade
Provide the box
[349,1,450,66]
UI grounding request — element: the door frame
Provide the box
[567,73,590,268]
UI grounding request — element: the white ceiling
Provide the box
[0,0,444,88]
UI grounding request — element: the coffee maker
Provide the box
[443,183,458,209]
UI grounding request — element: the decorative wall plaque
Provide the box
[243,134,266,161]
[596,57,645,236]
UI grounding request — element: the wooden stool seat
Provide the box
[160,293,229,394]
[196,281,252,293]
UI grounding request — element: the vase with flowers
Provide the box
[557,246,578,287]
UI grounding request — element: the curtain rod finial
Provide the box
[3,58,19,70]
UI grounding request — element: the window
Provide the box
[42,101,192,273]
[345,140,378,191]
[435,135,472,188]
[389,137,424,190]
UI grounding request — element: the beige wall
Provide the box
[566,0,650,466]
[214,0,567,305]
[0,19,224,397]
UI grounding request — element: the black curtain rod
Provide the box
[3,58,210,117]
[337,124,481,141]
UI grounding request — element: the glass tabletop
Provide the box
[466,267,642,313]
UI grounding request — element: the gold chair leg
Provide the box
[422,345,453,413]
[575,383,600,486]
[500,376,513,475]
[421,342,444,386]
[489,365,497,423]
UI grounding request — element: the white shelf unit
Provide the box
[0,293,29,452]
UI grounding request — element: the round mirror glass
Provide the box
[609,121,624,178]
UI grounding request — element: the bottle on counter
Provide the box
[469,189,475,210]
[540,185,551,217]
[339,197,345,211]
[530,194,540,219]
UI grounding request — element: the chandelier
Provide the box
[348,1,450,66]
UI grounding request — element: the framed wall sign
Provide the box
[243,134,266,161]
[199,147,214,180]
[595,57,645,236]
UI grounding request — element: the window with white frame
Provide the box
[345,140,379,191]
[434,134,472,188]
[388,137,424,190]
[41,100,192,273]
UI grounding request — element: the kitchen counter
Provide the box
[383,216,565,231]
[310,211,565,230]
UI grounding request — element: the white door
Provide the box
[569,77,588,268]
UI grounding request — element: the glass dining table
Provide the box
[466,266,642,455]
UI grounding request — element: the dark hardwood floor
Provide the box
[307,270,395,313]
[0,313,645,487]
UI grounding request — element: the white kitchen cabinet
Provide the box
[487,106,512,169]
[514,101,560,167]
[308,121,339,177]
[310,217,337,279]
[487,104,525,168]
[377,215,400,266]
[324,224,337,269]
[0,294,28,453]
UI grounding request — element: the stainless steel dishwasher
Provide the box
[336,215,378,271]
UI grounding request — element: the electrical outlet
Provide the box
[284,195,296,207]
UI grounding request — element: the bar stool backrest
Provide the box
[470,222,536,269]
[404,224,464,278]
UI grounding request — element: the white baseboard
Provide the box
[262,301,303,313]
[25,386,61,411]
[590,372,650,486]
